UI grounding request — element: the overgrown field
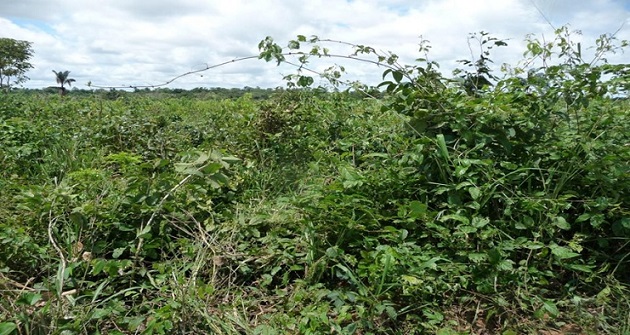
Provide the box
[1,29,630,334]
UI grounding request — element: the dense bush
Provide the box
[0,27,628,334]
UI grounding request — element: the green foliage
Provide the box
[0,38,34,91]
[0,27,628,334]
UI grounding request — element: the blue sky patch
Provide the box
[10,17,55,34]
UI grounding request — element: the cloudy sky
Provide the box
[1,0,629,90]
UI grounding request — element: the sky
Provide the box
[1,0,629,90]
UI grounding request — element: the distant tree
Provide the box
[0,38,34,92]
[52,70,76,96]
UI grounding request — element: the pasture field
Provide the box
[1,30,630,334]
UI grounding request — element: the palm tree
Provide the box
[52,70,76,96]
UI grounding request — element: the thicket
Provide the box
[14,86,292,101]
[0,27,629,334]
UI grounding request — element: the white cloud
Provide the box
[1,0,629,90]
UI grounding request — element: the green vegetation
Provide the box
[0,27,629,334]
[21,86,297,101]
[0,38,34,91]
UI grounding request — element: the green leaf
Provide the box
[382,68,392,80]
[385,305,397,319]
[343,323,358,334]
[523,241,545,249]
[0,322,17,335]
[175,166,203,177]
[455,181,473,190]
[423,309,444,322]
[472,216,489,228]
[112,247,126,259]
[596,286,611,303]
[92,280,109,303]
[440,214,469,225]
[401,275,422,285]
[589,214,605,228]
[137,224,152,239]
[455,165,469,177]
[457,225,477,234]
[341,166,363,189]
[193,152,209,165]
[487,248,501,264]
[91,308,111,320]
[288,40,300,50]
[221,155,241,164]
[208,177,222,189]
[468,253,487,263]
[497,260,514,271]
[361,152,389,159]
[408,201,427,218]
[420,257,442,270]
[553,216,571,230]
[392,70,403,83]
[468,187,481,200]
[514,222,527,230]
[436,134,449,160]
[575,213,590,222]
[566,263,593,273]
[17,292,42,306]
[550,245,580,259]
[325,247,339,258]
[399,229,409,241]
[542,300,559,317]
[92,259,106,275]
[201,162,223,175]
[297,75,314,87]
